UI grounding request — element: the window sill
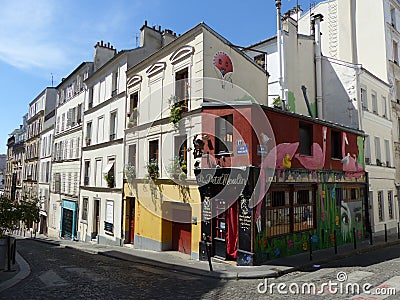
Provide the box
[105,230,114,236]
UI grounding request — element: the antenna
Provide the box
[51,73,54,87]
[135,33,139,47]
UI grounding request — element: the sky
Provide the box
[0,0,321,154]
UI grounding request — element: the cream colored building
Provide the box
[299,0,399,233]
[124,23,268,258]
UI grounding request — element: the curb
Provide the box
[0,253,31,293]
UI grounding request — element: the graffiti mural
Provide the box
[213,51,233,88]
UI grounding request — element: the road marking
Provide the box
[38,270,68,287]
[350,276,400,300]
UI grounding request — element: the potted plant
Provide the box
[168,156,187,181]
[146,159,159,180]
[272,96,282,109]
[168,95,187,126]
[104,173,115,188]
[124,164,136,181]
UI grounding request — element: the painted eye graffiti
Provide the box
[342,213,349,225]
[355,213,361,223]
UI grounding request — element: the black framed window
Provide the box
[299,122,313,156]
[215,114,233,154]
[331,130,341,159]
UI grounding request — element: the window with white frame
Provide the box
[385,139,391,167]
[382,96,387,118]
[110,111,117,141]
[97,116,104,143]
[375,137,381,166]
[95,158,102,187]
[81,197,88,222]
[365,136,371,165]
[391,7,396,28]
[393,40,399,64]
[361,86,368,110]
[112,71,118,97]
[372,91,378,113]
[86,121,92,146]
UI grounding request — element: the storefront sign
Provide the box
[257,145,268,155]
[196,172,247,186]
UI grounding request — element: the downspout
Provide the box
[276,0,286,110]
[355,65,363,131]
[313,14,324,119]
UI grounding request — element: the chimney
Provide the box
[162,29,176,46]
[94,40,117,71]
[313,14,324,119]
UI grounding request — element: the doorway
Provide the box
[171,206,192,254]
[93,199,100,239]
[128,198,135,244]
[213,199,227,260]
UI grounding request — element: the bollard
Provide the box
[309,234,313,261]
[203,235,213,272]
[7,236,11,272]
[385,224,388,243]
[353,228,357,249]
[321,229,325,246]
[334,230,338,254]
[369,229,373,245]
[397,222,400,239]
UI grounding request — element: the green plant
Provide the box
[168,156,187,181]
[124,164,136,181]
[273,96,282,109]
[146,159,159,179]
[104,173,115,187]
[168,95,186,126]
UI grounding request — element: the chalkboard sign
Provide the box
[104,221,114,233]
[201,196,212,239]
[238,197,252,252]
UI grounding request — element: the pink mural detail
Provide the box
[294,127,327,171]
[341,132,364,178]
[213,52,233,77]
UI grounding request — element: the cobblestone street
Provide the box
[1,240,400,299]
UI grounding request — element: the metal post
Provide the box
[309,234,313,261]
[7,236,11,271]
[353,228,357,249]
[334,230,338,254]
[385,224,387,242]
[369,229,373,245]
[203,235,213,272]
[12,239,16,265]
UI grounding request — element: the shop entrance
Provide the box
[212,199,238,260]
[128,198,135,244]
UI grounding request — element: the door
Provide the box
[172,208,191,254]
[93,199,100,239]
[128,198,135,244]
[61,209,73,238]
[213,199,227,260]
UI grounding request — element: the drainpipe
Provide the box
[276,0,286,110]
[313,14,324,119]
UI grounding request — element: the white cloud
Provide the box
[0,0,69,70]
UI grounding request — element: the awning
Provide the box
[103,162,114,174]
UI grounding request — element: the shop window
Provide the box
[105,200,114,234]
[175,67,189,112]
[215,114,233,154]
[378,191,384,222]
[331,130,341,159]
[299,122,312,156]
[266,190,290,236]
[388,191,394,219]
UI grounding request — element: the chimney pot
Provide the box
[158,25,161,31]
[144,20,147,26]
[107,42,110,48]
[101,40,104,46]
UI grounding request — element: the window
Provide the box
[128,92,139,127]
[54,173,61,193]
[112,71,118,97]
[215,114,233,154]
[378,191,384,222]
[77,104,82,124]
[105,200,114,234]
[266,186,315,237]
[375,137,382,166]
[391,7,396,28]
[175,67,189,111]
[174,136,188,179]
[76,137,80,158]
[81,197,88,222]
[69,138,74,158]
[97,116,104,143]
[88,87,93,109]
[299,122,313,156]
[149,140,159,162]
[393,40,398,64]
[128,144,137,166]
[331,130,342,159]
[254,54,266,70]
[84,161,90,186]
[86,122,92,146]
[371,91,378,114]
[384,139,391,167]
[388,191,394,219]
[382,96,387,118]
[95,159,102,187]
[365,136,371,165]
[103,157,115,188]
[110,111,117,141]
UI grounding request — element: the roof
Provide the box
[56,62,93,89]
[126,22,268,75]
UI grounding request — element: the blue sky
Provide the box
[0,0,320,154]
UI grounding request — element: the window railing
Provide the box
[84,176,89,186]
[110,133,116,141]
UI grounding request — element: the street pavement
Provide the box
[0,232,400,299]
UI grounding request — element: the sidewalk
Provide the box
[1,231,400,287]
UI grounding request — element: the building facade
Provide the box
[24,88,56,202]
[48,62,93,239]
